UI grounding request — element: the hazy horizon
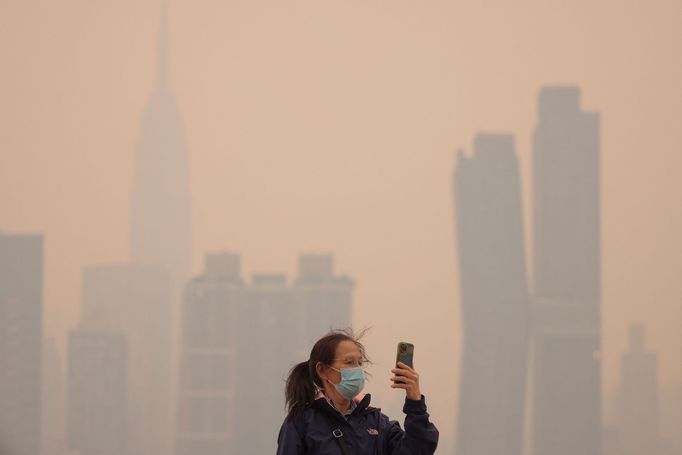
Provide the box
[1,1,681,453]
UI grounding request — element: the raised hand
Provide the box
[390,362,421,400]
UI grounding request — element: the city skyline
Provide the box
[66,9,186,455]
[177,251,353,454]
[1,1,681,454]
[71,263,173,455]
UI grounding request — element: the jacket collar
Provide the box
[313,392,372,416]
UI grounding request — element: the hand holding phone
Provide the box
[391,342,421,400]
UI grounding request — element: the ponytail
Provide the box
[284,328,370,421]
[284,361,316,420]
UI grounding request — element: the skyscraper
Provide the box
[129,5,191,452]
[453,134,531,455]
[79,264,172,455]
[67,330,128,455]
[0,234,44,455]
[42,337,66,455]
[176,252,354,455]
[248,272,299,453]
[619,323,659,455]
[177,253,244,455]
[294,253,354,349]
[531,86,601,455]
[130,3,191,291]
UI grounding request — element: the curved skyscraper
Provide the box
[453,134,531,455]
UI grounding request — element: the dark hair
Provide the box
[284,328,369,420]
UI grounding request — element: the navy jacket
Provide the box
[276,394,439,454]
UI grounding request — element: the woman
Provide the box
[277,329,439,454]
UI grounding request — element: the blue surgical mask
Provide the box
[328,366,365,399]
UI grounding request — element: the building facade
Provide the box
[620,323,659,455]
[531,86,601,455]
[0,234,44,455]
[453,134,531,455]
[176,252,354,455]
[67,330,128,455]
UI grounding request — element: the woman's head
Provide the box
[284,328,369,419]
[309,331,367,389]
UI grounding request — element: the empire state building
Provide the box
[131,5,191,291]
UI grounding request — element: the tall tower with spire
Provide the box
[129,4,190,454]
[131,2,191,291]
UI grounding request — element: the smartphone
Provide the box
[396,342,414,369]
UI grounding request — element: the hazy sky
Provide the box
[1,0,681,448]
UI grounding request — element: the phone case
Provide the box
[396,342,414,368]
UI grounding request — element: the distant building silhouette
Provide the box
[42,337,66,455]
[77,264,173,455]
[619,323,659,455]
[294,254,354,349]
[531,86,601,455]
[453,134,531,455]
[0,234,44,455]
[67,330,128,455]
[658,381,682,455]
[176,252,353,455]
[246,272,299,454]
[176,253,244,455]
[64,4,188,455]
[128,4,191,453]
[130,3,191,289]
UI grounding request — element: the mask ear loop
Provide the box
[310,360,325,393]
[325,366,343,386]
